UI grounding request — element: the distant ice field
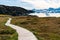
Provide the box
[29,13,60,17]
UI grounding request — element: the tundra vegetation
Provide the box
[12,16,60,40]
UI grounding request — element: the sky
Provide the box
[0,0,60,10]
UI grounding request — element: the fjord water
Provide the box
[29,13,60,17]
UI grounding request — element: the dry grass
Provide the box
[12,16,60,40]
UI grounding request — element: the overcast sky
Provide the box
[0,0,60,9]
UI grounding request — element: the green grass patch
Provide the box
[0,16,18,40]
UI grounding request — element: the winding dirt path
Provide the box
[5,18,38,40]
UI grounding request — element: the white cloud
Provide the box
[0,0,60,9]
[22,0,60,9]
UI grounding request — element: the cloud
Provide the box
[0,0,60,9]
[22,0,60,9]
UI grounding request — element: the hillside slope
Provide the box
[0,5,33,16]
